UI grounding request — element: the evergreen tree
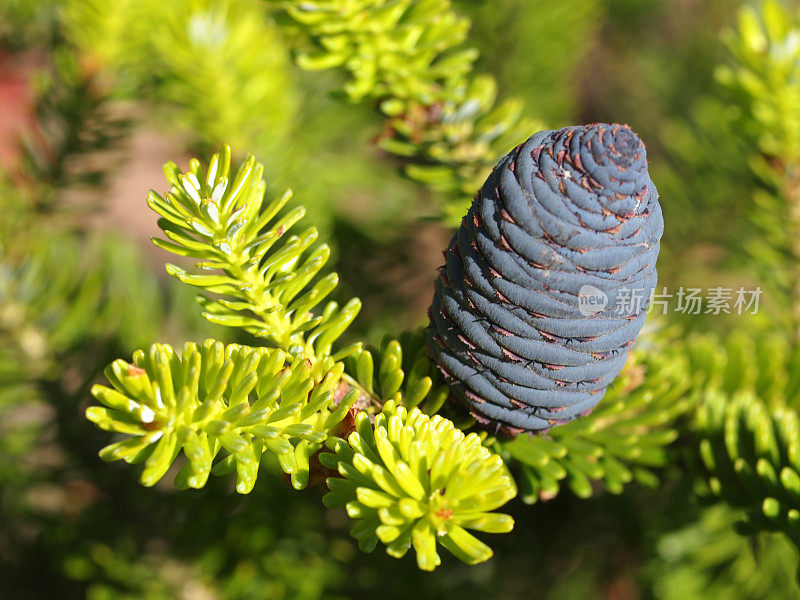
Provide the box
[4,0,800,597]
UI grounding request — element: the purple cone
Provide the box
[426,123,663,433]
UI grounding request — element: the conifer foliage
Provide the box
[321,400,516,570]
[146,146,362,366]
[84,148,523,570]
[9,0,800,591]
[88,340,358,492]
[275,0,538,223]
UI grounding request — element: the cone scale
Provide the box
[427,123,663,433]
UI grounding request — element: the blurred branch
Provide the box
[716,0,800,337]
[270,0,539,225]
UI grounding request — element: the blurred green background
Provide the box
[2,0,799,598]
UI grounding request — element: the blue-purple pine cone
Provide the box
[426,123,663,433]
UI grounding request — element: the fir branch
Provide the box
[320,399,516,571]
[148,146,362,368]
[87,340,359,492]
[679,329,800,556]
[709,8,800,550]
[716,0,800,337]
[153,0,298,159]
[64,0,298,160]
[694,391,800,547]
[646,504,798,600]
[0,234,162,384]
[342,327,693,506]
[0,233,165,531]
[281,0,477,105]
[10,48,130,228]
[499,339,694,503]
[682,330,800,408]
[379,75,541,225]
[272,0,536,223]
[345,330,452,417]
[88,146,374,496]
